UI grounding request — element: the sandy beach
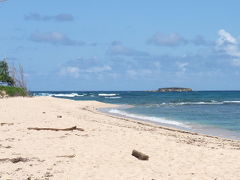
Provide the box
[1,97,240,180]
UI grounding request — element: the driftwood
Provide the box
[0,157,29,163]
[0,122,14,126]
[132,150,149,160]
[27,126,84,131]
[56,154,75,158]
[0,144,11,149]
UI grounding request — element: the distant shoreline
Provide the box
[149,87,192,92]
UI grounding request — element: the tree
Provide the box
[0,60,15,86]
[10,63,27,90]
[0,61,8,75]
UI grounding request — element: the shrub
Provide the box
[0,86,28,97]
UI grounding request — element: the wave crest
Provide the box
[147,101,240,107]
[105,96,121,99]
[108,109,189,128]
[36,93,85,97]
[98,93,117,97]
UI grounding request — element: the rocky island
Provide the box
[153,87,192,92]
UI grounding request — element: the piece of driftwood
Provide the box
[56,154,75,158]
[0,144,11,149]
[132,150,149,160]
[11,157,29,163]
[0,157,29,163]
[27,126,84,131]
[0,122,14,126]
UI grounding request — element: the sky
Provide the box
[0,0,240,91]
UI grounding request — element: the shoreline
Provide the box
[97,106,240,142]
[99,106,240,141]
[1,96,240,179]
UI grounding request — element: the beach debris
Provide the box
[0,90,8,98]
[56,154,75,158]
[27,126,84,131]
[0,157,29,163]
[42,111,46,114]
[0,122,14,126]
[0,144,12,148]
[45,172,53,178]
[57,115,62,118]
[132,150,149,160]
[10,157,29,163]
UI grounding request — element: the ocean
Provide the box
[33,91,240,140]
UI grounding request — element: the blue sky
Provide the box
[1,0,240,90]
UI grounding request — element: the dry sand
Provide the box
[1,96,240,180]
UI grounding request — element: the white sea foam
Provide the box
[155,100,240,106]
[169,102,223,105]
[105,96,121,99]
[98,93,117,97]
[36,93,50,96]
[146,102,222,107]
[223,101,240,104]
[52,93,78,97]
[47,93,85,97]
[77,94,86,97]
[108,109,189,128]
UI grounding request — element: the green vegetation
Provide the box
[0,86,28,97]
[0,61,15,86]
[0,59,28,97]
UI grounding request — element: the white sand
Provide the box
[1,96,240,180]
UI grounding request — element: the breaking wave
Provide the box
[147,100,240,107]
[108,109,189,128]
[105,96,121,99]
[36,93,85,97]
[98,93,117,97]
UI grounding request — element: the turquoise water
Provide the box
[34,91,240,139]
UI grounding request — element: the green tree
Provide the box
[0,60,15,86]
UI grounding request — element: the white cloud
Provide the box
[217,29,237,46]
[216,29,240,66]
[86,65,112,73]
[148,33,213,47]
[60,65,112,78]
[25,13,74,22]
[60,66,80,78]
[127,69,153,79]
[30,32,85,46]
[148,32,188,46]
[107,41,149,57]
[177,62,189,73]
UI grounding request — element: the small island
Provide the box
[152,87,192,92]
